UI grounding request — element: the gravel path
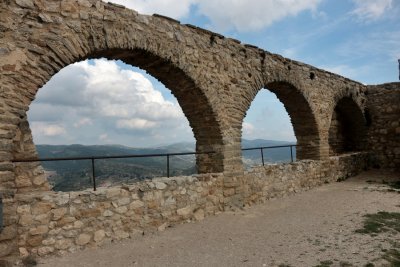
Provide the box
[38,170,400,267]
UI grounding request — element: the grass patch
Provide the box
[381,180,400,190]
[314,260,333,267]
[340,261,353,266]
[355,212,400,235]
[382,249,400,266]
[388,181,400,190]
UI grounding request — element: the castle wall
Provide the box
[5,153,367,258]
[367,83,400,170]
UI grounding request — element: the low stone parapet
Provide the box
[14,173,224,257]
[244,152,369,204]
[5,153,369,259]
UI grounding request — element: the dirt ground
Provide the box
[37,170,400,267]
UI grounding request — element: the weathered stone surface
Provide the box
[93,230,105,243]
[37,246,54,256]
[19,247,29,258]
[51,208,67,220]
[103,210,113,217]
[75,234,91,246]
[177,206,192,217]
[117,197,130,206]
[129,200,144,209]
[19,215,34,226]
[115,206,128,214]
[32,202,53,215]
[155,182,167,190]
[15,175,32,188]
[15,0,34,8]
[29,225,49,235]
[367,83,400,170]
[0,226,17,241]
[32,175,47,186]
[17,205,30,214]
[0,241,14,257]
[194,209,205,221]
[54,239,72,250]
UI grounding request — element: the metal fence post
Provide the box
[260,148,265,166]
[290,146,294,162]
[91,158,96,191]
[167,154,170,178]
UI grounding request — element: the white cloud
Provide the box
[242,122,255,136]
[108,0,196,18]
[31,123,66,137]
[73,118,92,128]
[116,118,156,130]
[107,0,322,32]
[99,133,109,141]
[28,59,193,146]
[351,0,392,21]
[196,0,321,32]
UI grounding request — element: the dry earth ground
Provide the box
[36,170,400,267]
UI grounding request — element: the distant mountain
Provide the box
[36,139,295,191]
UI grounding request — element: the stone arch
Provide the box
[242,81,320,161]
[328,97,367,155]
[0,9,228,197]
[13,46,223,177]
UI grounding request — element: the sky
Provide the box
[28,0,400,147]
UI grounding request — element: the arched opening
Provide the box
[242,89,296,168]
[242,81,320,168]
[328,97,367,155]
[25,59,198,191]
[11,48,224,193]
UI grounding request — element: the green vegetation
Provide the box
[314,260,333,267]
[355,211,400,235]
[339,261,353,267]
[382,249,400,266]
[356,211,400,266]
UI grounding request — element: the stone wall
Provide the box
[14,173,224,258]
[367,83,400,170]
[244,153,368,205]
[4,153,368,260]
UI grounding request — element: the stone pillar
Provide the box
[367,83,400,170]
[0,115,19,261]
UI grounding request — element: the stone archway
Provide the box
[265,81,320,160]
[9,47,226,192]
[240,81,320,162]
[329,97,367,155]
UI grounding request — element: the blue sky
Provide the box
[28,0,400,147]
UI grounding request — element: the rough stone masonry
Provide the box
[0,0,399,263]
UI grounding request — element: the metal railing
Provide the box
[242,144,297,166]
[12,151,215,191]
[12,144,297,191]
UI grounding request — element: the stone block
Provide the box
[0,226,17,241]
[51,207,67,220]
[32,202,53,215]
[177,206,192,217]
[75,234,91,246]
[93,230,105,243]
